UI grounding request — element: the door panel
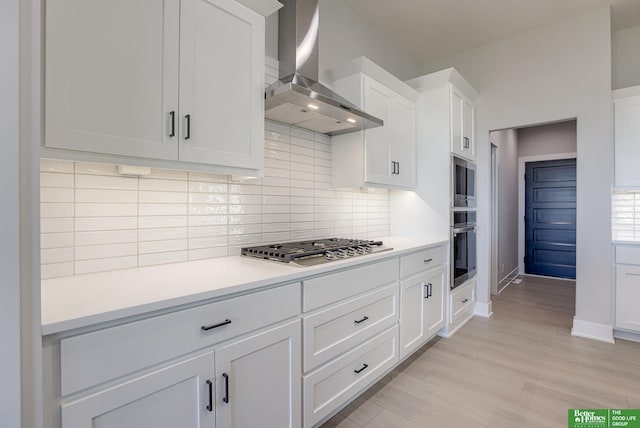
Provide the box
[525,159,576,279]
[363,77,392,185]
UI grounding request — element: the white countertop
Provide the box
[41,237,447,335]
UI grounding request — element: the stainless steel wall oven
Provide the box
[451,210,477,289]
[452,156,476,208]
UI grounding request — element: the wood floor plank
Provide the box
[321,275,640,428]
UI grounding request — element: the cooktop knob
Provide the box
[325,250,335,260]
[336,249,347,258]
[347,247,357,256]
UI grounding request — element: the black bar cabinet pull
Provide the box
[206,380,213,412]
[463,137,470,148]
[354,316,369,324]
[396,161,400,175]
[462,298,469,303]
[354,363,369,374]
[425,283,432,298]
[423,258,433,263]
[201,319,232,331]
[169,111,175,137]
[185,114,191,140]
[222,373,230,403]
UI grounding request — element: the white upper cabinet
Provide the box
[45,0,280,173]
[450,86,475,161]
[46,0,181,161]
[326,58,418,189]
[613,88,640,188]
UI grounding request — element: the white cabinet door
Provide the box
[423,265,446,337]
[450,86,475,161]
[179,0,264,170]
[363,76,392,186]
[614,96,640,187]
[46,0,180,160]
[400,265,445,359]
[389,95,416,188]
[215,320,301,428]
[616,265,640,332]
[61,352,215,428]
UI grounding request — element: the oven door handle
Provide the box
[452,225,476,234]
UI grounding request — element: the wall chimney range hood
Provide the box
[264,0,383,136]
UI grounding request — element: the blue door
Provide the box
[525,159,576,279]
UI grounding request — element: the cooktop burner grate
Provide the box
[241,238,390,266]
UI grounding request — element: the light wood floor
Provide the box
[321,275,640,428]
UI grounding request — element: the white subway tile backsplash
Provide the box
[41,218,73,233]
[140,178,188,192]
[75,256,138,275]
[139,239,188,254]
[139,215,188,229]
[76,230,138,246]
[41,232,73,249]
[41,172,74,188]
[139,227,188,242]
[41,203,74,218]
[39,122,390,279]
[76,189,138,203]
[40,188,74,203]
[140,191,188,204]
[75,203,138,217]
[75,243,137,261]
[41,262,74,279]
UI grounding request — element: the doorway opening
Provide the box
[489,119,577,295]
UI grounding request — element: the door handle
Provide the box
[354,363,369,374]
[354,316,369,324]
[205,380,213,412]
[463,137,470,148]
[185,114,191,140]
[222,373,230,403]
[201,319,232,331]
[169,111,175,137]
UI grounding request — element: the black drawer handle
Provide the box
[222,373,230,403]
[354,363,369,374]
[423,258,433,263]
[354,316,369,324]
[462,298,469,303]
[201,319,232,331]
[185,114,191,140]
[206,380,213,412]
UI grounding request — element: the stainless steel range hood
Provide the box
[265,0,383,136]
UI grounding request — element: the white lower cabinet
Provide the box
[399,265,445,358]
[62,351,215,428]
[302,326,399,427]
[215,319,301,428]
[615,246,640,332]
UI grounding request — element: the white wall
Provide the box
[318,0,420,81]
[612,24,640,90]
[0,0,22,424]
[518,120,577,157]
[421,8,613,340]
[489,129,519,283]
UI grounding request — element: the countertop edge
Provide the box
[41,237,448,336]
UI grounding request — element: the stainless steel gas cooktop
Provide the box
[241,238,392,267]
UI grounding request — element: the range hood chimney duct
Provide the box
[264,0,383,136]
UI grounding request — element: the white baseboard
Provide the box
[474,301,493,318]
[498,265,521,294]
[571,318,615,343]
[614,329,640,343]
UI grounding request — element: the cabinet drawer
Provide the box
[61,283,301,396]
[303,326,399,427]
[303,284,399,372]
[303,258,399,312]
[616,246,640,265]
[451,280,475,325]
[400,245,446,278]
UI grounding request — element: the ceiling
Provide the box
[345,0,640,65]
